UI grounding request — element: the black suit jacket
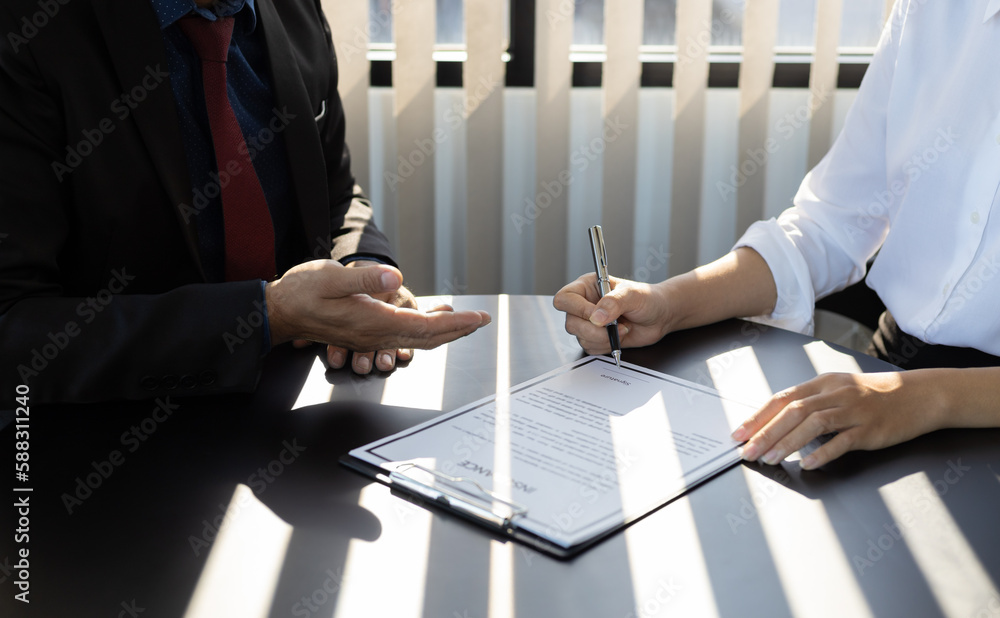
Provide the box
[0,0,393,402]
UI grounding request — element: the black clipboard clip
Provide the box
[388,462,529,530]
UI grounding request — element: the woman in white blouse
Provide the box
[554,0,1000,469]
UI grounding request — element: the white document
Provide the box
[348,356,759,552]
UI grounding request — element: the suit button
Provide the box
[199,370,217,386]
[179,374,197,389]
[139,376,158,391]
[161,374,179,390]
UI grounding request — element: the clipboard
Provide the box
[339,455,657,559]
[341,356,756,560]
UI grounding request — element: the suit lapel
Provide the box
[90,0,206,281]
[255,0,329,261]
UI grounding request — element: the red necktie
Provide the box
[179,16,276,282]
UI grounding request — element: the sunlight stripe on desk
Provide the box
[182,484,292,618]
[491,293,512,504]
[534,295,582,365]
[291,357,335,410]
[488,294,515,618]
[802,340,863,375]
[704,345,773,408]
[378,296,455,411]
[378,343,449,411]
[705,344,872,615]
[334,483,435,618]
[610,391,710,615]
[880,472,1000,618]
[619,493,719,615]
[750,468,874,617]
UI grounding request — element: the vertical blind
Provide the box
[321,0,893,296]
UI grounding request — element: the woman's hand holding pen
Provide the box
[553,274,674,354]
[557,248,779,356]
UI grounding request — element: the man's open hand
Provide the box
[267,260,490,373]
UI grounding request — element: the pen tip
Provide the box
[613,351,621,368]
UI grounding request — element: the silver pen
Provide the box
[588,225,622,367]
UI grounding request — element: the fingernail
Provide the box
[740,443,760,461]
[380,353,393,369]
[380,271,398,290]
[761,449,784,466]
[329,350,346,368]
[591,309,609,325]
[731,426,748,441]
[800,455,818,470]
[356,356,371,373]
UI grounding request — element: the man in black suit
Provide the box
[0,0,490,402]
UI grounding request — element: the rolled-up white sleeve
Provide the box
[733,0,908,334]
[737,217,822,334]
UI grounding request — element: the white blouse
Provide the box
[737,0,1000,355]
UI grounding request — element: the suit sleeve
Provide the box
[0,30,268,404]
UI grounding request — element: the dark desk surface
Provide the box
[3,295,999,618]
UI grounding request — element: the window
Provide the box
[570,0,883,50]
[363,0,884,88]
[367,0,509,47]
